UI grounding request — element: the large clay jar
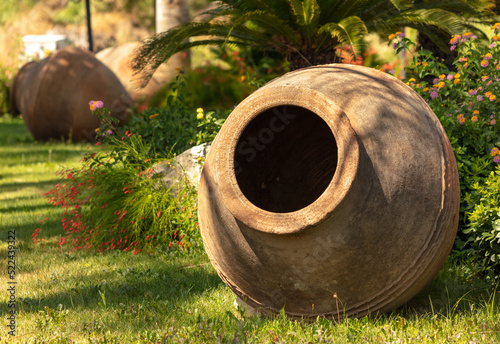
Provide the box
[10,46,131,141]
[95,42,190,101]
[198,64,460,319]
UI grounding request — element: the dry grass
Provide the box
[0,1,152,68]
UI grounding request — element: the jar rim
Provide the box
[213,85,361,234]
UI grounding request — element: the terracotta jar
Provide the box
[198,64,460,319]
[10,46,131,141]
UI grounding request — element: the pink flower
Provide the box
[450,45,456,51]
[447,74,454,80]
[477,95,484,101]
[430,90,439,99]
[494,156,500,163]
[490,119,496,125]
[89,100,104,111]
[481,60,489,68]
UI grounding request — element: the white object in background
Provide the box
[22,34,70,60]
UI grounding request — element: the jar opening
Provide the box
[234,105,338,213]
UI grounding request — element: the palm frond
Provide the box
[287,0,320,26]
[318,15,368,56]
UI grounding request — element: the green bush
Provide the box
[392,27,500,278]
[126,72,230,157]
[463,165,500,281]
[0,63,15,116]
[0,0,35,25]
[148,46,286,111]
[37,101,203,253]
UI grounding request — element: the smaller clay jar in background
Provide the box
[10,46,132,141]
[198,64,460,319]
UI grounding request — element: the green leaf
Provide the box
[318,15,368,55]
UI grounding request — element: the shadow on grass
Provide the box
[0,179,61,194]
[0,249,225,334]
[0,148,86,166]
[395,258,497,318]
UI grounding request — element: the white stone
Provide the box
[148,142,211,191]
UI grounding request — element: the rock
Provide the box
[149,142,211,191]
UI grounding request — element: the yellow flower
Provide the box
[149,113,159,119]
[388,34,395,40]
[471,115,478,122]
[422,62,428,67]
[439,74,445,79]
[95,128,100,132]
[485,91,492,97]
[473,110,479,115]
[490,94,497,101]
[197,112,204,120]
[437,82,445,88]
[454,73,461,79]
[422,87,429,92]
[196,108,203,113]
[454,79,460,84]
[459,117,466,124]
[416,62,421,66]
[240,75,246,82]
[408,78,415,83]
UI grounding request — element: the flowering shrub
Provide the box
[126,72,229,158]
[395,25,500,279]
[35,102,200,253]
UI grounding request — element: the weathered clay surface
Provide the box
[198,64,460,319]
[95,42,190,101]
[10,46,131,141]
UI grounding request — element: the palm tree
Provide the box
[133,0,495,80]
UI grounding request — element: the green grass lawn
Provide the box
[1,116,499,343]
